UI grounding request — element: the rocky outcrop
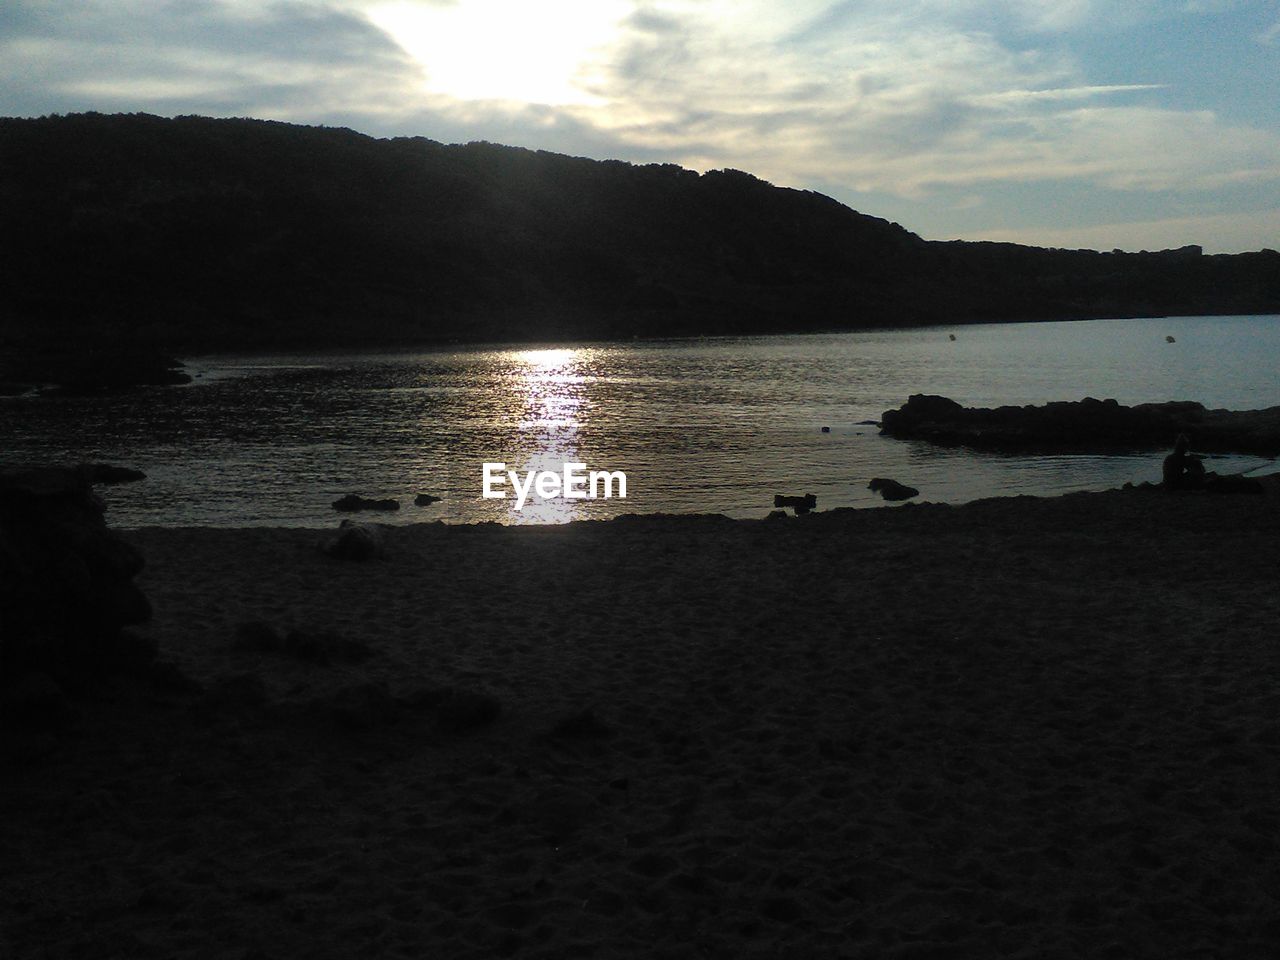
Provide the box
[868,478,920,501]
[0,466,153,690]
[774,494,817,515]
[880,394,1280,455]
[324,520,383,561]
[1,347,190,395]
[332,494,399,512]
[81,463,147,485]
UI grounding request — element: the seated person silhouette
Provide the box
[1162,434,1207,490]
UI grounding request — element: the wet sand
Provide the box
[3,486,1279,959]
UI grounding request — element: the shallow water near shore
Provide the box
[4,314,1278,527]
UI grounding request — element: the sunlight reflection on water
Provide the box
[3,316,1277,527]
[507,348,588,525]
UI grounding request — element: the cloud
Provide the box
[0,0,424,119]
[550,0,1280,206]
[974,84,1166,105]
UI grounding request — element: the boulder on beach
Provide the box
[774,493,817,515]
[324,520,383,561]
[0,465,154,694]
[869,478,920,501]
[880,393,1280,456]
[332,493,399,512]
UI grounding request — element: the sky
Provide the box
[2,0,1278,253]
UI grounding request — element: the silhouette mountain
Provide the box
[2,112,1277,354]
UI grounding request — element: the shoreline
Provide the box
[4,486,1279,958]
[108,470,1280,532]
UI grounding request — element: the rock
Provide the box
[820,426,830,433]
[0,465,152,687]
[414,493,442,506]
[774,493,817,515]
[0,671,76,732]
[332,494,399,512]
[111,630,159,672]
[1166,335,1176,343]
[766,510,788,520]
[81,463,147,485]
[869,478,920,501]
[881,394,1280,455]
[23,351,191,395]
[324,520,382,561]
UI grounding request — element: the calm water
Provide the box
[4,315,1278,527]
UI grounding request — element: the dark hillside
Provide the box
[1,112,1276,355]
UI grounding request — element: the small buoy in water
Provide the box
[1166,335,1176,343]
[821,426,830,433]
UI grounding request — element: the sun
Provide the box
[367,0,629,106]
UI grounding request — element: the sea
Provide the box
[4,314,1278,527]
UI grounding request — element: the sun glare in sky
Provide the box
[367,0,629,106]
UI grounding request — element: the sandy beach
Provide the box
[3,485,1279,959]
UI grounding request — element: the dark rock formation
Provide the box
[0,466,153,693]
[869,478,920,501]
[0,671,77,733]
[81,463,147,485]
[0,346,190,395]
[881,394,1280,456]
[332,494,399,512]
[414,493,442,506]
[324,520,383,561]
[774,494,817,515]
